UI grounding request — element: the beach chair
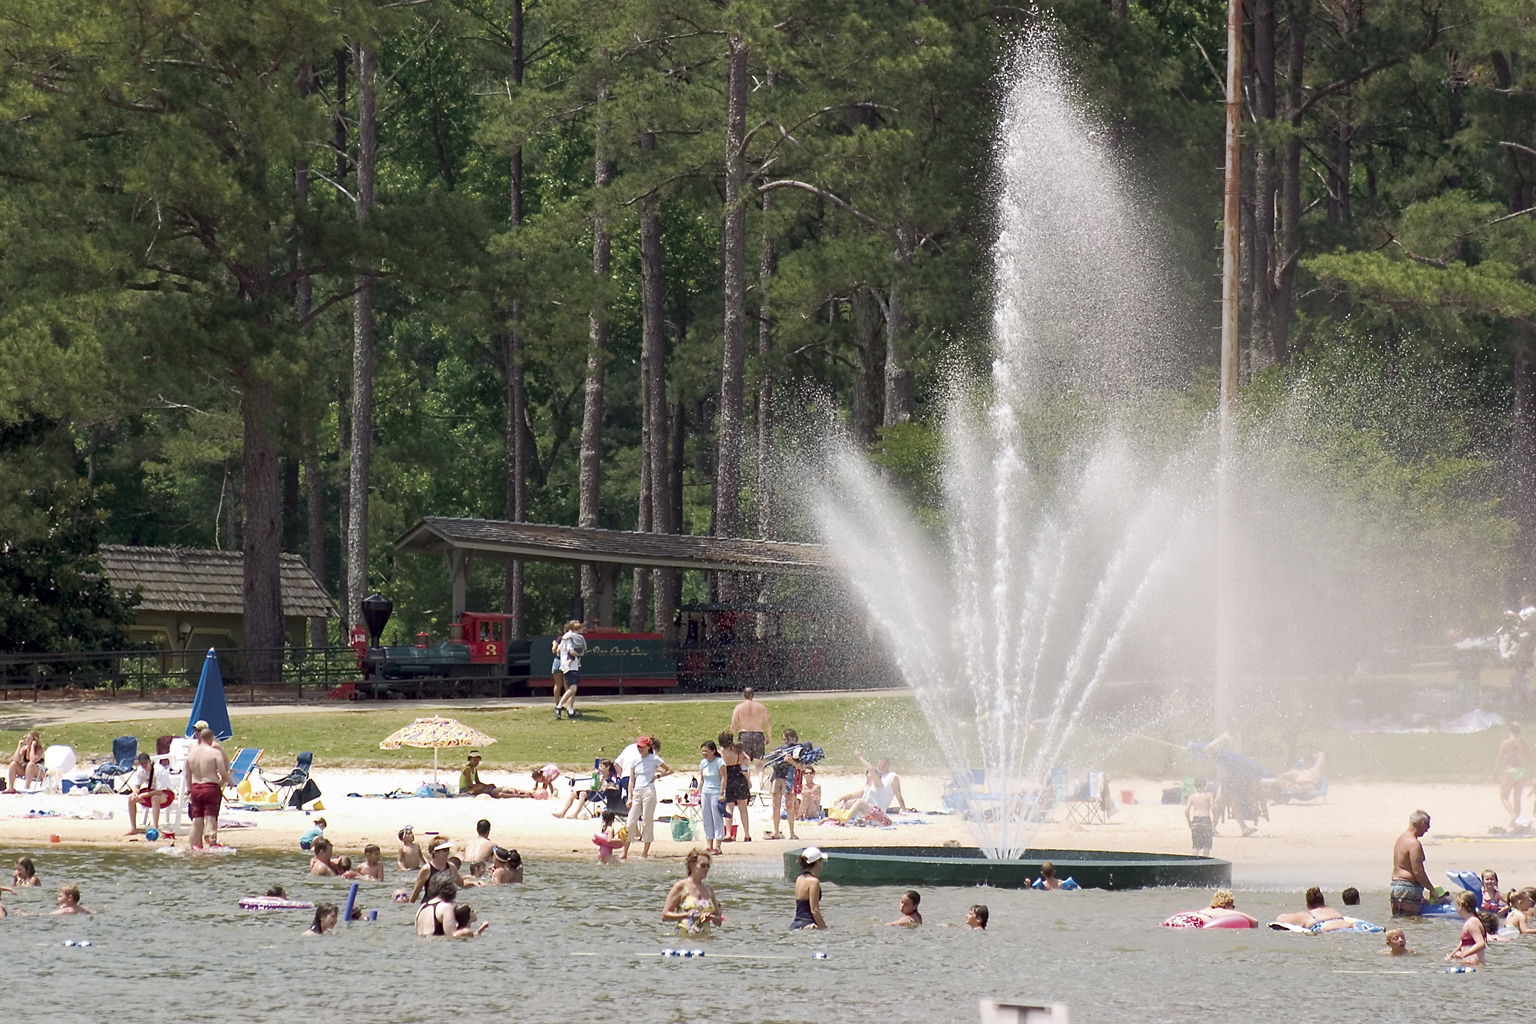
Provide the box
[1062,772,1108,825]
[226,747,262,787]
[165,736,193,827]
[88,736,138,792]
[259,751,314,806]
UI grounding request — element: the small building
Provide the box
[98,545,337,650]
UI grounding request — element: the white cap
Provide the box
[801,846,826,864]
[193,720,209,730]
[433,840,452,852]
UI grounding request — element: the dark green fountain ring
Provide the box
[783,846,1230,890]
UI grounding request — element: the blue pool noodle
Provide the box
[342,881,360,924]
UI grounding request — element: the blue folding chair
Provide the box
[89,736,138,792]
[227,747,262,786]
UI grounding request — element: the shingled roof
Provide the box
[98,545,338,618]
[395,517,833,575]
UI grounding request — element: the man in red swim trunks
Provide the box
[125,753,175,835]
[186,728,230,850]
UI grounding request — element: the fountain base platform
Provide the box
[784,846,1229,890]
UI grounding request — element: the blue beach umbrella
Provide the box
[187,648,233,741]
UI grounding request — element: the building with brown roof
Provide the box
[98,545,337,650]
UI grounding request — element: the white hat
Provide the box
[801,846,826,864]
[193,720,209,730]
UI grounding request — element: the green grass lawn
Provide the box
[0,696,938,774]
[0,695,1508,784]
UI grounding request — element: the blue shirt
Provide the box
[699,757,723,794]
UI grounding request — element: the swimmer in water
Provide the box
[594,811,623,864]
[451,903,489,937]
[662,848,723,935]
[305,903,339,935]
[1447,891,1490,966]
[266,885,288,898]
[1479,869,1508,916]
[52,885,95,915]
[791,847,828,930]
[0,882,15,917]
[309,837,337,876]
[967,904,989,930]
[1504,889,1535,936]
[357,844,385,881]
[14,857,40,887]
[1381,928,1413,955]
[1035,862,1062,890]
[886,890,922,927]
[489,847,522,884]
[398,827,423,871]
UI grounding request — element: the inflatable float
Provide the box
[239,896,314,911]
[1162,910,1256,929]
[1268,917,1384,934]
[1031,877,1081,891]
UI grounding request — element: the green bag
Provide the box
[670,816,697,842]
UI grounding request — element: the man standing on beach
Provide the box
[1495,722,1532,828]
[1390,809,1443,915]
[730,688,770,763]
[553,620,586,720]
[187,728,230,849]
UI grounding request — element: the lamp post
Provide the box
[1215,0,1242,732]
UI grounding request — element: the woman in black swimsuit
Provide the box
[792,847,828,930]
[719,731,752,843]
[408,839,455,903]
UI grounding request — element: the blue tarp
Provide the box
[186,648,233,741]
[1187,741,1270,779]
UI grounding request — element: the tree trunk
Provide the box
[503,0,527,639]
[1513,335,1536,594]
[666,398,686,639]
[1328,100,1352,225]
[640,131,671,635]
[241,372,285,683]
[755,195,778,634]
[1270,0,1308,368]
[882,275,914,427]
[579,85,611,616]
[346,43,377,622]
[336,390,350,626]
[1251,0,1276,357]
[851,287,884,445]
[302,425,327,647]
[714,32,750,602]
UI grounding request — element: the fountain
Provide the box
[786,37,1227,889]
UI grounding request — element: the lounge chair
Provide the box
[259,752,314,806]
[226,747,262,788]
[40,745,78,793]
[88,736,138,792]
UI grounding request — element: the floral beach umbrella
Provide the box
[379,716,497,784]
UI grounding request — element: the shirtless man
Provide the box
[1391,809,1444,915]
[1495,723,1532,827]
[1186,777,1216,857]
[186,728,230,850]
[464,819,495,872]
[730,687,771,764]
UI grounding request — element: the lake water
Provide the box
[1,846,1528,1023]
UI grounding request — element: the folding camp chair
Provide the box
[259,751,314,806]
[226,747,262,786]
[1061,772,1108,825]
[89,736,138,792]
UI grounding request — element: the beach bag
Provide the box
[671,816,697,841]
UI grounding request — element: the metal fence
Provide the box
[0,646,361,702]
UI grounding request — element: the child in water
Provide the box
[397,827,423,870]
[355,844,384,881]
[1479,869,1508,916]
[593,811,624,864]
[1035,862,1062,890]
[304,903,338,936]
[14,857,40,887]
[1447,892,1490,966]
[1504,889,1536,936]
[1381,929,1413,955]
[966,904,989,930]
[52,885,95,915]
[886,890,922,927]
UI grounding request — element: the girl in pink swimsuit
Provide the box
[1447,892,1489,965]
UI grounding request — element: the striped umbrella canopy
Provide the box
[379,716,497,784]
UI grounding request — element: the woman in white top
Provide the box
[698,741,725,854]
[622,735,672,860]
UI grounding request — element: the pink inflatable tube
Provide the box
[1162,910,1257,929]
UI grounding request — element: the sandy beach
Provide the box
[4,765,1532,891]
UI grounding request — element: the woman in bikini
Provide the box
[662,848,724,935]
[7,731,44,791]
[718,731,752,843]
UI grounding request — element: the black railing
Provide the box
[0,646,361,702]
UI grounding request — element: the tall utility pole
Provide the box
[1215,0,1242,732]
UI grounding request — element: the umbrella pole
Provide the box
[433,747,439,786]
